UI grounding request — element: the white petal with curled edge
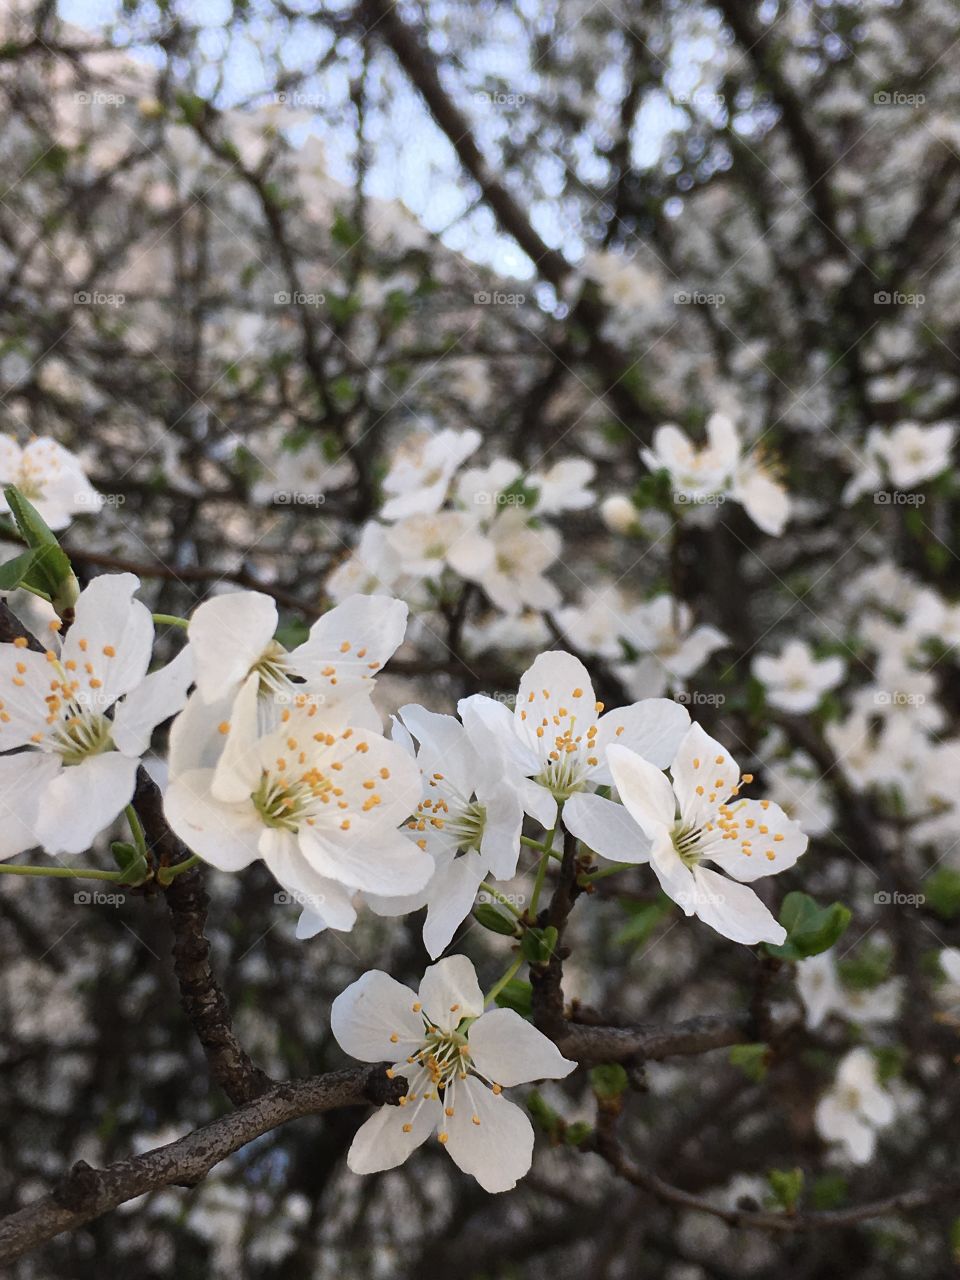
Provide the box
[331,969,425,1061]
[607,744,676,837]
[422,855,485,959]
[648,836,697,914]
[477,784,524,880]
[468,1007,575,1085]
[264,834,359,931]
[670,723,740,829]
[0,751,62,859]
[168,688,233,776]
[188,590,277,703]
[113,645,195,758]
[35,752,139,855]
[444,1075,534,1193]
[61,574,154,708]
[705,798,807,882]
[563,791,652,864]
[518,778,558,830]
[691,865,786,945]
[418,955,484,1029]
[211,674,262,803]
[292,594,408,694]
[592,697,690,777]
[164,768,262,871]
[347,1094,437,1174]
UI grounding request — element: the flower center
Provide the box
[447,800,486,851]
[252,640,291,695]
[51,710,113,765]
[250,764,333,831]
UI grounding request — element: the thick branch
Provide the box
[0,1064,405,1265]
[555,1011,754,1064]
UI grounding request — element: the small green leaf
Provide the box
[493,978,532,1017]
[765,891,851,960]
[3,486,78,613]
[473,903,519,937]
[767,1167,804,1213]
[728,1043,769,1082]
[564,1121,593,1146]
[110,841,149,886]
[520,925,559,964]
[589,1063,629,1100]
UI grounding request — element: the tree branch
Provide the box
[0,1064,406,1265]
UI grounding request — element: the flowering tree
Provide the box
[1,0,960,1275]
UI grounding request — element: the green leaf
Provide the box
[950,1217,960,1262]
[728,1043,769,1082]
[765,891,851,960]
[614,897,671,948]
[0,548,45,591]
[767,1167,804,1213]
[473,903,519,937]
[926,868,960,920]
[564,1121,593,1146]
[589,1063,629,1101]
[493,979,532,1017]
[837,940,892,991]
[110,841,149,886]
[3,486,79,613]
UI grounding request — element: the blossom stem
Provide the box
[125,805,149,861]
[484,954,524,1006]
[520,836,562,859]
[580,860,634,882]
[529,804,563,915]
[157,854,201,884]
[151,612,190,629]
[0,864,124,881]
[479,883,523,917]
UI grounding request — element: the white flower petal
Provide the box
[690,865,786,945]
[418,955,484,1029]
[706,798,807,881]
[164,768,262,871]
[188,590,277,703]
[291,593,408,700]
[606,744,676,836]
[444,1075,534,1193]
[593,698,690,776]
[112,645,195,758]
[0,752,62,859]
[298,825,432,896]
[331,969,424,1061]
[348,1093,437,1172]
[422,855,485,959]
[468,1007,575,1085]
[35,752,139,855]
[670,723,740,828]
[563,791,652,863]
[61,574,153,707]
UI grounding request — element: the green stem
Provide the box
[520,835,562,860]
[580,860,634,882]
[529,803,563,916]
[484,954,523,1006]
[479,882,523,917]
[0,864,124,881]
[151,613,189,630]
[157,854,201,885]
[125,804,149,861]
